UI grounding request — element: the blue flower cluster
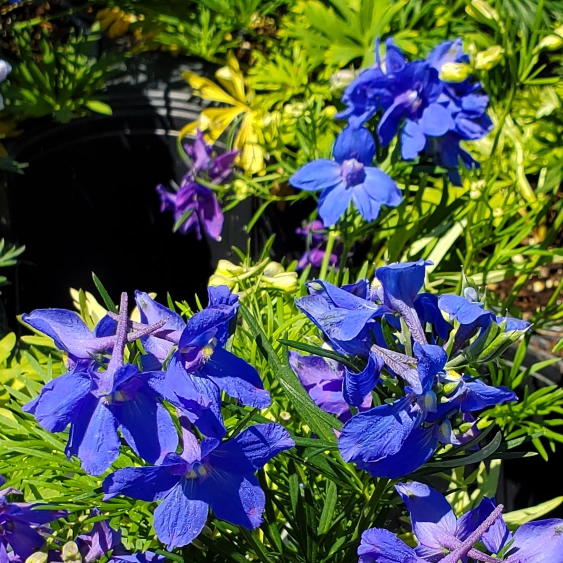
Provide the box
[290,38,492,227]
[22,287,294,550]
[359,481,563,562]
[292,260,528,478]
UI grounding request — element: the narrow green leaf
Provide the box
[240,304,340,442]
[92,273,118,314]
[317,481,338,535]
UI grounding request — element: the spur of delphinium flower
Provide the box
[130,286,271,438]
[156,130,237,240]
[289,125,402,226]
[338,343,516,478]
[23,293,191,475]
[77,509,165,563]
[358,481,506,563]
[0,475,66,562]
[289,352,376,419]
[295,220,340,270]
[102,421,294,550]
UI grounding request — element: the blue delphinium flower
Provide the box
[0,476,66,562]
[359,481,563,563]
[159,286,271,438]
[102,423,294,550]
[290,126,402,226]
[358,481,506,563]
[338,342,516,478]
[23,294,185,475]
[0,58,11,111]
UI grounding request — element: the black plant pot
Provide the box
[0,52,253,330]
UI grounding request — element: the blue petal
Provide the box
[358,528,424,563]
[317,181,352,226]
[496,315,530,332]
[115,391,178,464]
[66,397,120,476]
[333,126,375,166]
[199,471,264,530]
[207,285,238,308]
[419,103,454,137]
[154,480,208,550]
[479,498,512,554]
[135,292,185,362]
[456,496,498,542]
[23,370,92,432]
[413,343,447,393]
[3,519,49,561]
[395,481,457,552]
[289,351,343,388]
[21,309,97,359]
[401,120,427,160]
[438,294,492,325]
[378,102,406,146]
[209,423,294,474]
[456,378,517,412]
[384,38,407,73]
[507,519,563,561]
[147,354,210,410]
[338,396,419,464]
[102,454,185,501]
[190,374,226,439]
[461,94,489,115]
[426,38,465,70]
[201,348,271,409]
[289,160,342,192]
[376,260,431,306]
[414,293,453,341]
[355,425,437,478]
[343,352,383,407]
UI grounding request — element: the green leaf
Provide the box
[91,273,118,314]
[239,304,340,443]
[317,480,338,535]
[504,496,563,529]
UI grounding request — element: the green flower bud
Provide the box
[539,26,563,51]
[439,62,472,82]
[61,541,81,563]
[475,46,504,70]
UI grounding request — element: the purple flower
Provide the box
[290,126,402,226]
[77,509,165,563]
[156,182,224,241]
[289,352,375,420]
[296,220,340,270]
[102,423,294,550]
[0,477,66,562]
[156,130,237,240]
[23,294,185,475]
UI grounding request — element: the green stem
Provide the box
[319,230,338,281]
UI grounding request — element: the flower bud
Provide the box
[61,541,81,563]
[26,553,49,563]
[208,274,237,289]
[261,272,299,293]
[330,69,356,92]
[467,0,499,22]
[439,62,472,82]
[474,45,504,70]
[263,261,285,277]
[538,26,563,51]
[215,259,244,277]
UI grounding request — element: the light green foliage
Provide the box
[1,26,114,123]
[0,240,24,292]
